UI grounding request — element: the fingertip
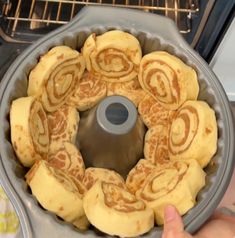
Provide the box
[164,205,177,222]
[163,205,184,232]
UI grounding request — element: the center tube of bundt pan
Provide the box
[77,96,146,178]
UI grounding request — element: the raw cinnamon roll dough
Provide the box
[138,51,199,110]
[48,142,85,181]
[10,35,219,235]
[136,160,206,225]
[107,78,146,106]
[83,181,154,237]
[48,105,79,145]
[68,71,107,111]
[169,100,217,168]
[82,30,142,83]
[144,124,170,165]
[10,96,49,167]
[28,46,85,112]
[83,167,125,190]
[26,160,89,230]
[126,159,156,194]
[138,94,175,128]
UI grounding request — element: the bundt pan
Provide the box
[0,6,234,238]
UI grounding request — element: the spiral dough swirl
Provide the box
[29,101,49,156]
[28,46,85,112]
[141,60,180,105]
[42,60,82,110]
[138,162,188,201]
[83,31,142,83]
[48,142,85,181]
[93,49,135,77]
[48,105,78,143]
[48,165,86,196]
[102,182,146,212]
[169,106,199,155]
[68,72,107,111]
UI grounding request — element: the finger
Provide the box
[164,205,184,232]
[162,205,185,238]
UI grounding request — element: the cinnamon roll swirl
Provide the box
[107,78,147,106]
[126,159,156,194]
[83,167,125,190]
[169,100,217,168]
[47,105,79,145]
[26,160,89,230]
[144,124,170,165]
[28,46,85,112]
[82,30,142,83]
[67,71,107,111]
[10,96,49,167]
[83,181,154,237]
[138,51,199,110]
[48,142,85,181]
[136,160,205,225]
[138,94,175,128]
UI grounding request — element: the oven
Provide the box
[0,0,234,79]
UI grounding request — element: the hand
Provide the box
[162,205,235,238]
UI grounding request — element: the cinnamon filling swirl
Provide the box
[102,182,146,212]
[68,71,107,111]
[139,162,188,202]
[142,60,180,104]
[44,61,79,107]
[29,101,49,156]
[83,168,125,190]
[169,106,199,154]
[48,107,69,140]
[48,146,85,181]
[93,48,134,77]
[77,74,105,99]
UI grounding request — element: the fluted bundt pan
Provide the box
[0,6,234,238]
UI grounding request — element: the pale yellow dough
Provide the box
[82,30,142,83]
[107,78,146,106]
[83,167,125,190]
[138,94,175,128]
[68,71,107,111]
[26,160,89,230]
[136,160,206,225]
[28,46,85,112]
[144,124,170,165]
[10,96,49,167]
[126,159,156,194]
[169,100,217,168]
[83,181,154,237]
[47,104,79,145]
[48,142,85,181]
[138,51,199,110]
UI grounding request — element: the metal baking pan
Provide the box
[0,6,234,238]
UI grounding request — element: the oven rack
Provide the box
[0,0,199,40]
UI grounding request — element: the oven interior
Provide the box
[0,0,217,79]
[0,0,210,43]
[2,0,234,70]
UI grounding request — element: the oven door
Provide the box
[0,0,201,79]
[0,0,234,68]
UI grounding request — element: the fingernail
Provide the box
[164,205,176,223]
